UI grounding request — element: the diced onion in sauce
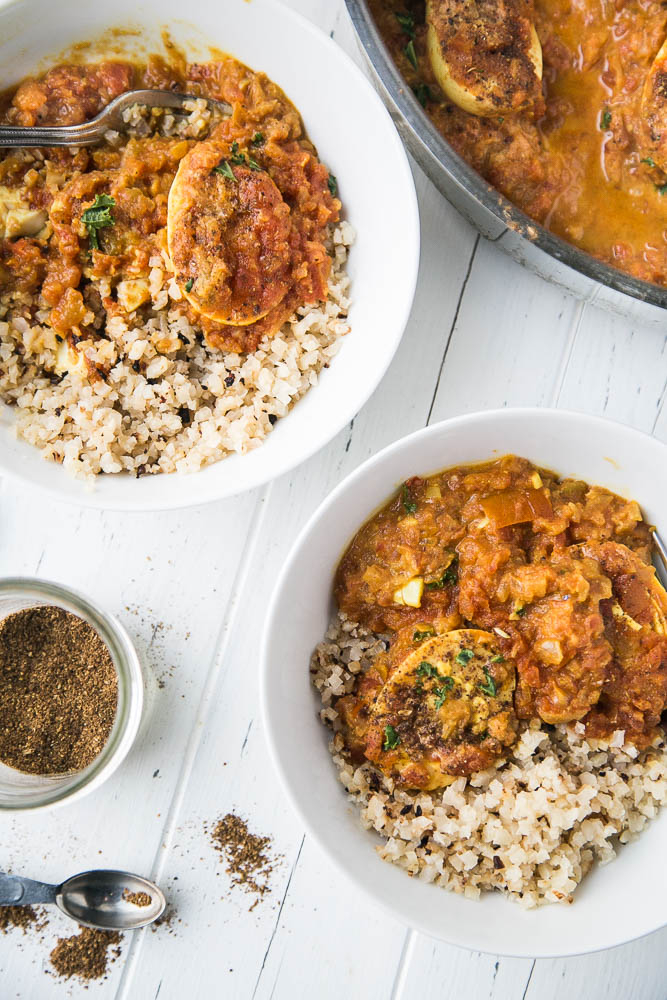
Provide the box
[393,577,424,608]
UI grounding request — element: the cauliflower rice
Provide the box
[0,100,354,479]
[311,613,667,907]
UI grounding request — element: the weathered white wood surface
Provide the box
[1,2,667,998]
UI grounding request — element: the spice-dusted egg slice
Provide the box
[641,38,667,172]
[582,541,667,636]
[426,0,543,117]
[364,629,517,789]
[581,541,667,741]
[167,139,294,326]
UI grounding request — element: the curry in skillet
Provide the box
[371,0,667,286]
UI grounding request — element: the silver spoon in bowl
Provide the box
[650,528,667,594]
[0,869,166,930]
[0,89,231,148]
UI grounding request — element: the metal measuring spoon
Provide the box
[0,869,165,930]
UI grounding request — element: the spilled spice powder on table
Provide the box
[209,813,279,902]
[49,927,122,981]
[0,606,117,774]
[0,905,44,934]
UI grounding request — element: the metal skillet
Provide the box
[0,89,231,147]
[343,0,667,320]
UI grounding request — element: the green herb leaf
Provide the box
[497,116,505,124]
[416,661,438,678]
[641,156,657,167]
[656,182,667,195]
[404,39,418,70]
[230,144,246,165]
[81,193,115,251]
[455,648,474,666]
[413,83,432,107]
[401,483,417,514]
[425,559,458,590]
[491,654,505,663]
[478,667,497,697]
[327,173,338,197]
[247,156,262,171]
[516,605,527,617]
[395,11,416,37]
[251,132,265,146]
[413,628,435,642]
[383,724,400,750]
[600,109,612,130]
[184,277,194,293]
[434,676,455,708]
[213,160,236,181]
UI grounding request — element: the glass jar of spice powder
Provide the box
[0,578,143,811]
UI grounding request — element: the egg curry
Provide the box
[0,52,339,364]
[334,455,667,790]
[370,0,667,287]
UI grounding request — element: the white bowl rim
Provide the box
[260,406,667,957]
[0,0,420,511]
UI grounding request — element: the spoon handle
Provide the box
[0,871,56,905]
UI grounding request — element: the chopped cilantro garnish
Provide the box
[251,132,265,146]
[416,661,438,678]
[516,605,527,617]
[641,156,657,168]
[401,483,417,514]
[395,11,416,37]
[413,628,435,642]
[81,194,115,251]
[455,648,474,666]
[404,39,418,70]
[413,83,432,108]
[434,676,454,708]
[479,667,497,697]
[224,144,263,171]
[656,182,667,195]
[213,160,235,181]
[383,724,400,750]
[327,173,338,197]
[600,109,612,130]
[491,654,505,663]
[184,278,194,293]
[425,559,458,589]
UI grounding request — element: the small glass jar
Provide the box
[0,578,143,811]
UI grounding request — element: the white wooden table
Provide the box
[2,2,667,997]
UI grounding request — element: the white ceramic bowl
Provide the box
[261,408,667,957]
[0,0,419,510]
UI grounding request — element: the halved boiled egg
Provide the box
[426,0,543,117]
[641,38,667,171]
[363,628,517,789]
[167,139,293,326]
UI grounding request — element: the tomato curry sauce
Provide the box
[371,0,667,287]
